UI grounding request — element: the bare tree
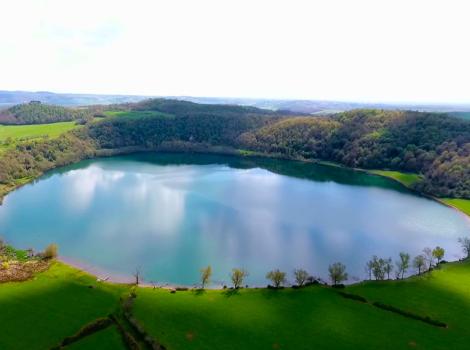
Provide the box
[133,267,142,285]
[266,269,286,288]
[365,260,373,280]
[423,247,434,270]
[230,268,248,289]
[384,258,393,280]
[396,252,410,279]
[200,265,212,289]
[328,262,348,285]
[458,237,470,259]
[413,255,426,275]
[293,269,309,287]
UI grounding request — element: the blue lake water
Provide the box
[0,153,469,286]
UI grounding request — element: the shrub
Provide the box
[372,302,447,328]
[60,317,113,346]
[43,243,58,259]
[1,261,9,270]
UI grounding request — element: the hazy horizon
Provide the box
[1,0,469,104]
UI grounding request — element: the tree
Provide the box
[133,267,142,285]
[384,257,393,280]
[230,268,248,289]
[328,262,348,285]
[413,255,426,275]
[432,246,445,264]
[293,269,309,287]
[43,243,58,259]
[396,252,410,279]
[266,269,286,288]
[200,265,212,289]
[423,247,434,270]
[365,260,374,280]
[458,237,470,259]
[370,256,386,280]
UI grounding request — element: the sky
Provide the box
[0,0,469,104]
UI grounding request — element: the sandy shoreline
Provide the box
[58,256,229,290]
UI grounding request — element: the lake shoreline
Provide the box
[1,146,468,218]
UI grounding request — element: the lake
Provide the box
[0,153,469,286]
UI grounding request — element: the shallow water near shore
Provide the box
[1,153,469,286]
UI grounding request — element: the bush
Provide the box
[43,243,58,259]
[1,261,9,270]
[331,283,345,289]
[372,302,447,328]
[60,317,113,346]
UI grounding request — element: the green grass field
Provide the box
[67,326,126,350]
[0,262,128,350]
[0,121,79,151]
[131,260,470,350]
[1,260,470,349]
[441,198,470,217]
[369,170,422,187]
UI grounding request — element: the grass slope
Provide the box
[66,326,126,350]
[369,170,422,187]
[0,121,79,151]
[441,198,470,217]
[132,260,470,350]
[1,260,470,349]
[0,262,128,350]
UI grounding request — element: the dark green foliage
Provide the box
[0,103,92,125]
[240,109,470,198]
[87,100,272,150]
[372,302,447,328]
[58,317,113,347]
[1,99,468,201]
[0,131,95,185]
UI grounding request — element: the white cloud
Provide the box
[0,0,469,103]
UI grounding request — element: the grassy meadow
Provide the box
[441,198,470,217]
[369,170,422,188]
[0,121,79,151]
[132,260,470,350]
[2,260,470,349]
[0,262,128,350]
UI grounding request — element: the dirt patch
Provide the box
[0,260,50,283]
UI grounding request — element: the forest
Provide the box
[0,102,92,125]
[0,99,469,199]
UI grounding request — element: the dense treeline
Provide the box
[240,110,470,198]
[0,100,469,200]
[0,103,92,125]
[88,100,274,149]
[0,132,94,185]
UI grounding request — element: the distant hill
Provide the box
[2,90,470,115]
[0,90,149,107]
[175,96,470,115]
[0,102,91,125]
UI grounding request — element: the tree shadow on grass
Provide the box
[222,288,240,297]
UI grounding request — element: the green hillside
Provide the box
[1,260,470,350]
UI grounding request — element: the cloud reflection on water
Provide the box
[0,155,469,285]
